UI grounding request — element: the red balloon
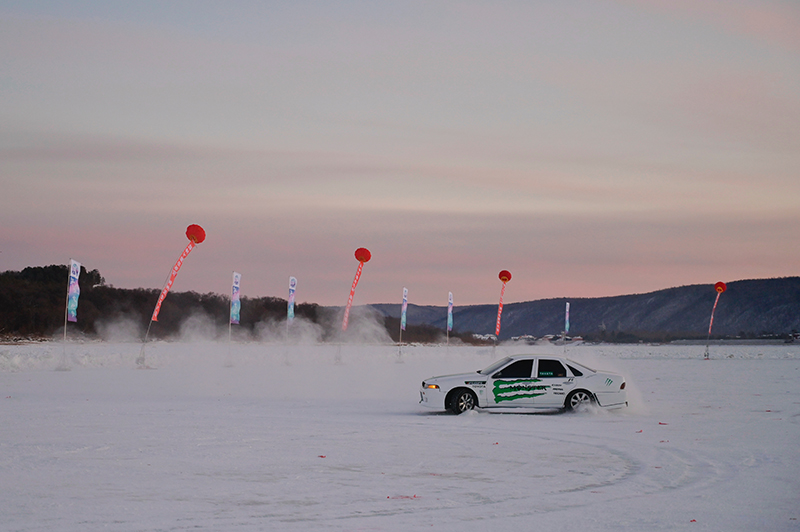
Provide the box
[355,247,371,263]
[714,281,726,293]
[186,224,206,244]
[498,270,512,283]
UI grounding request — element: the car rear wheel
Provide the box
[565,390,594,411]
[449,389,477,415]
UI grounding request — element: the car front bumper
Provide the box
[419,387,443,408]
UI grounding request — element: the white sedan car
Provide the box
[420,355,627,414]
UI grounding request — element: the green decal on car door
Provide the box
[492,379,550,403]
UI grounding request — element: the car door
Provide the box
[532,359,576,407]
[487,358,547,407]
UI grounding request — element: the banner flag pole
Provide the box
[287,276,297,341]
[60,259,81,371]
[399,287,408,343]
[447,292,453,346]
[398,287,407,361]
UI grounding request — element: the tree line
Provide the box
[0,265,476,344]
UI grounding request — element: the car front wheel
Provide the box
[565,390,594,411]
[449,389,477,415]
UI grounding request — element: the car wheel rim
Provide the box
[458,393,474,412]
[571,392,590,408]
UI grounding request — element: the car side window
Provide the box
[493,359,533,379]
[566,364,583,377]
[537,359,567,378]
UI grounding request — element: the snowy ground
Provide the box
[1,341,799,531]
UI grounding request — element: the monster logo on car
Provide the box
[493,379,550,403]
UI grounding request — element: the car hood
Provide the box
[424,372,486,386]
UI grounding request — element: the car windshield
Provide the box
[478,357,512,375]
[566,359,596,373]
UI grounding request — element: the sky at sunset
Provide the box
[1,1,798,306]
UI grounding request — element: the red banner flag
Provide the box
[342,261,363,331]
[151,241,195,322]
[707,282,727,335]
[495,270,512,337]
[495,282,506,336]
[150,225,206,322]
[704,281,727,360]
[342,248,371,331]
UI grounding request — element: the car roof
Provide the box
[504,355,596,372]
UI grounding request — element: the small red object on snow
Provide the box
[659,422,668,425]
[318,455,326,458]
[690,519,697,523]
[635,430,643,433]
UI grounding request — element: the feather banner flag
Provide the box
[704,281,727,359]
[342,248,371,331]
[447,292,454,332]
[707,281,727,335]
[66,260,81,322]
[139,225,206,367]
[288,276,297,322]
[151,241,194,322]
[151,225,206,322]
[565,302,570,334]
[230,272,242,325]
[400,287,408,331]
[495,270,512,337]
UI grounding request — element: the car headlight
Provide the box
[423,383,439,390]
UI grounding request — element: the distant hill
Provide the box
[369,278,800,341]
